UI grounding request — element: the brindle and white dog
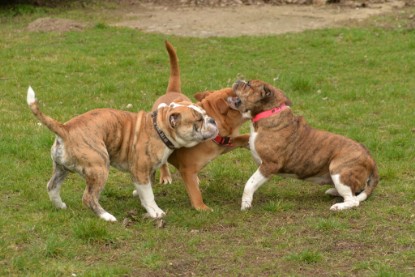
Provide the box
[27,87,218,221]
[228,80,379,211]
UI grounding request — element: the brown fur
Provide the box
[230,79,378,210]
[151,41,249,210]
[27,83,218,221]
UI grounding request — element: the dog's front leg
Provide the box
[132,171,165,218]
[241,167,271,211]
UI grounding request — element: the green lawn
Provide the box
[1,4,414,276]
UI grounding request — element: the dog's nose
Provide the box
[208,118,216,125]
[235,98,241,107]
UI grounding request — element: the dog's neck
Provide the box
[251,103,289,123]
[151,111,177,150]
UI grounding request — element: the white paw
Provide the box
[100,212,117,222]
[325,188,341,197]
[52,201,67,209]
[145,206,166,219]
[132,190,138,197]
[241,200,252,211]
[330,201,359,211]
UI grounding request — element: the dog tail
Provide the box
[27,86,68,139]
[356,164,379,202]
[165,40,181,94]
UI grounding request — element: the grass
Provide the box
[1,3,415,276]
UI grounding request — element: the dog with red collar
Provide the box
[228,79,379,211]
[149,41,249,211]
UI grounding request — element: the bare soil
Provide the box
[113,1,407,37]
[28,1,408,35]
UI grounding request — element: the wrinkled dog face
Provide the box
[167,102,218,147]
[228,80,291,119]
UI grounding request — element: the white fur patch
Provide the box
[27,86,36,105]
[249,123,262,165]
[241,169,269,210]
[157,103,168,109]
[356,191,368,202]
[242,110,252,119]
[325,188,341,197]
[134,182,165,218]
[100,212,117,222]
[169,102,206,116]
[48,187,67,209]
[330,174,359,211]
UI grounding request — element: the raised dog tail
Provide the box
[27,86,68,139]
[165,40,181,94]
[356,164,379,202]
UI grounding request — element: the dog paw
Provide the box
[160,175,172,185]
[58,202,67,209]
[52,201,67,209]
[241,201,252,211]
[330,201,359,211]
[100,212,117,222]
[195,204,212,212]
[145,207,166,219]
[132,190,138,197]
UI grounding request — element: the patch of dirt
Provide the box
[113,0,407,37]
[27,1,409,35]
[27,17,87,32]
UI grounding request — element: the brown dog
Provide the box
[149,41,249,210]
[27,85,218,221]
[228,80,379,211]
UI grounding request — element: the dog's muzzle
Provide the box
[227,96,242,110]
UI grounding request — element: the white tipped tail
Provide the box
[27,86,36,105]
[26,86,68,139]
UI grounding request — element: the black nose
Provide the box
[208,118,216,125]
[235,98,241,107]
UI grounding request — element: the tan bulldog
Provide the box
[149,41,249,210]
[228,79,379,211]
[27,86,218,221]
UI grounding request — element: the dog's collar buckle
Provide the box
[252,103,288,123]
[151,111,176,150]
[212,135,233,147]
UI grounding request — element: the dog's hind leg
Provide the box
[329,174,359,211]
[82,167,116,222]
[47,163,69,209]
[325,188,341,197]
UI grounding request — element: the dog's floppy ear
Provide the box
[261,85,273,98]
[194,91,213,101]
[169,113,181,128]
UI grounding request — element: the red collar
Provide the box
[212,135,233,147]
[252,103,288,123]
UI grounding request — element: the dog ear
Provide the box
[261,85,273,98]
[169,113,181,128]
[194,91,213,101]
